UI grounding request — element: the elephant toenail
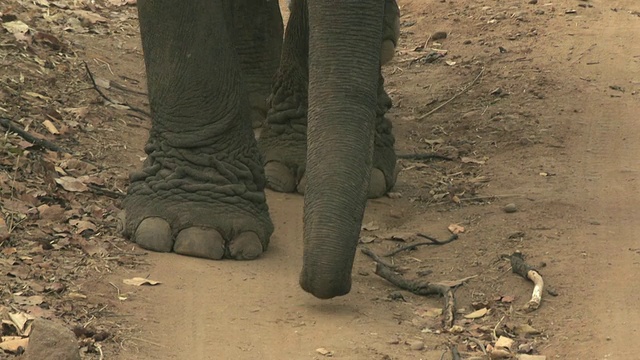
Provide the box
[174,227,225,260]
[135,217,174,252]
[228,232,264,260]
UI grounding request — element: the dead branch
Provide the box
[509,252,544,312]
[374,263,456,328]
[384,233,458,257]
[418,67,485,121]
[0,118,70,153]
[84,62,151,117]
[360,247,398,270]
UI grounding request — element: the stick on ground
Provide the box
[0,118,70,153]
[418,67,485,121]
[509,252,544,312]
[84,62,151,117]
[384,233,458,257]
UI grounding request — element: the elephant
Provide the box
[122,0,400,299]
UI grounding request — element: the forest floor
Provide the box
[1,0,639,359]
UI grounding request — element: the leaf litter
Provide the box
[0,0,151,357]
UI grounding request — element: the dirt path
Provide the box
[116,3,640,359]
[1,0,640,359]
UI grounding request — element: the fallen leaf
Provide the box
[42,120,59,134]
[12,295,44,307]
[0,337,29,353]
[2,20,30,36]
[359,236,376,244]
[464,307,488,319]
[72,10,108,25]
[500,295,516,303]
[512,323,541,336]
[415,307,442,318]
[8,311,35,335]
[461,156,486,165]
[69,219,97,234]
[123,277,162,286]
[0,216,9,241]
[495,336,514,351]
[24,92,51,101]
[448,224,465,234]
[64,107,89,119]
[67,292,87,299]
[361,221,379,231]
[37,204,66,221]
[316,348,333,356]
[34,32,64,50]
[55,176,88,192]
[2,247,17,255]
[70,237,106,256]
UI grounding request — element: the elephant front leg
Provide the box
[124,0,273,260]
[258,0,400,198]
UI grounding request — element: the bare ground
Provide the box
[1,0,639,359]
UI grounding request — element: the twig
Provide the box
[110,80,147,96]
[418,67,485,121]
[96,343,103,360]
[374,263,450,296]
[360,247,398,269]
[384,233,459,257]
[467,337,488,356]
[129,336,168,348]
[374,263,456,328]
[458,194,522,202]
[509,252,544,312]
[492,315,505,342]
[84,62,151,117]
[397,153,454,161]
[108,281,121,299]
[0,117,70,153]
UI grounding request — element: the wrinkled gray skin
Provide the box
[123,0,400,299]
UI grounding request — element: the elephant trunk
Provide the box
[299,0,384,299]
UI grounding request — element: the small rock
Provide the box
[504,203,518,213]
[23,319,80,360]
[316,347,333,356]
[407,340,425,351]
[528,0,537,3]
[432,31,447,41]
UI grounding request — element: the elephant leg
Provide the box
[123,0,273,260]
[258,0,309,193]
[259,0,401,198]
[227,0,283,128]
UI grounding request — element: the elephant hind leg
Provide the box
[259,0,399,198]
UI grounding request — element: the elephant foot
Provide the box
[264,160,397,199]
[123,141,273,260]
